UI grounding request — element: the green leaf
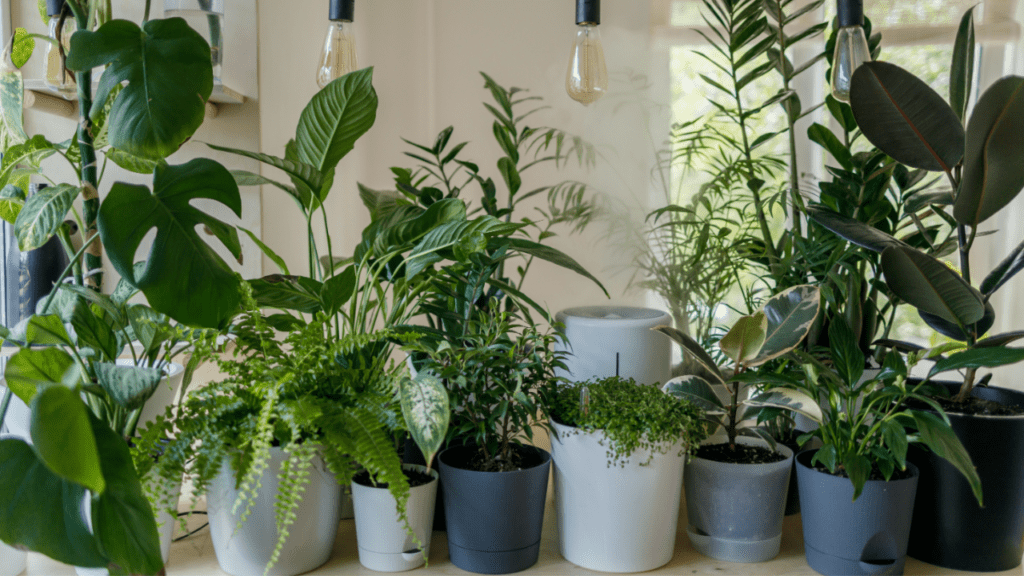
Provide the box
[208,144,323,203]
[111,262,146,305]
[808,123,852,170]
[71,300,122,361]
[4,347,76,405]
[881,419,908,468]
[320,266,356,317]
[240,226,289,275]
[249,275,323,314]
[981,237,1024,296]
[850,61,964,172]
[829,316,865,386]
[25,314,74,347]
[30,386,105,494]
[498,157,521,196]
[750,285,821,366]
[0,438,107,567]
[14,183,78,251]
[88,414,164,574]
[975,331,1024,348]
[93,363,163,412]
[747,389,822,423]
[506,238,608,297]
[400,373,450,470]
[0,59,28,148]
[807,206,904,253]
[653,325,726,383]
[104,148,164,175]
[67,18,213,159]
[720,312,767,365]
[11,28,34,69]
[843,451,872,500]
[98,159,243,329]
[949,7,976,123]
[881,245,984,327]
[662,375,725,413]
[955,77,1024,227]
[0,135,56,190]
[127,304,170,357]
[296,67,377,175]
[0,183,26,224]
[912,410,982,505]
[928,346,1024,378]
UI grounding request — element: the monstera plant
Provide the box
[0,2,246,575]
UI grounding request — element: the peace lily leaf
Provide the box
[296,67,377,176]
[400,373,450,472]
[912,410,982,505]
[71,300,121,361]
[652,325,726,384]
[662,375,725,413]
[98,159,243,329]
[829,316,865,386]
[975,331,1024,348]
[127,305,170,357]
[239,226,289,275]
[208,144,323,201]
[719,312,767,365]
[949,7,976,122]
[928,346,1024,378]
[955,77,1024,227]
[62,284,126,328]
[93,363,163,412]
[881,419,908,468]
[806,206,905,253]
[843,451,872,501]
[0,438,107,567]
[67,18,213,159]
[30,386,105,494]
[320,266,356,317]
[25,314,74,347]
[0,56,28,148]
[881,245,984,327]
[104,148,164,175]
[0,183,25,224]
[506,238,609,297]
[14,183,79,251]
[4,347,77,405]
[749,285,821,366]
[88,414,163,574]
[850,61,964,172]
[747,389,822,423]
[249,275,323,314]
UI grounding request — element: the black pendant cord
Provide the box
[330,0,355,22]
[576,0,600,25]
[837,0,864,28]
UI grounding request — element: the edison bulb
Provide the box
[44,11,77,98]
[830,25,871,103]
[566,24,608,106]
[317,21,357,89]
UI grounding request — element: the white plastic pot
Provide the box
[550,420,686,572]
[0,539,25,576]
[207,447,342,576]
[352,464,438,572]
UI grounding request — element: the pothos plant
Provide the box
[0,2,248,574]
[656,285,824,450]
[808,7,1024,403]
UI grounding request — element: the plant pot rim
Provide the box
[549,418,684,451]
[353,463,439,489]
[917,382,1024,420]
[438,443,551,475]
[690,437,794,467]
[796,448,919,482]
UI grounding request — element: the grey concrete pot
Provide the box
[797,449,919,576]
[684,437,793,562]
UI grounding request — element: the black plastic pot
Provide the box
[906,383,1024,572]
[796,449,919,576]
[438,444,550,574]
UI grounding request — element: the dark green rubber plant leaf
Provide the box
[806,206,905,253]
[912,410,982,505]
[14,183,78,251]
[93,363,163,412]
[400,372,450,472]
[653,325,726,384]
[850,61,964,172]
[880,245,984,328]
[749,285,821,366]
[919,301,994,342]
[955,77,1024,227]
[747,388,823,424]
[975,331,1024,348]
[981,236,1024,296]
[30,386,105,494]
[949,7,976,123]
[66,18,213,160]
[97,159,243,329]
[296,66,378,176]
[0,438,107,568]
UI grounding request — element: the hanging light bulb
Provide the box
[317,0,357,89]
[566,0,608,106]
[44,0,77,99]
[830,0,871,103]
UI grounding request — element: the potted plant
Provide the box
[760,318,980,575]
[808,7,1024,570]
[655,285,823,563]
[546,375,707,572]
[405,305,563,574]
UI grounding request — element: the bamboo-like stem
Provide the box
[68,0,101,291]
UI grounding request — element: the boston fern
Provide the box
[549,376,708,467]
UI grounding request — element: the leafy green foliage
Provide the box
[400,373,449,473]
[550,377,707,467]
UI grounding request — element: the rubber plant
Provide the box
[0,1,244,574]
[655,285,823,449]
[808,7,1024,402]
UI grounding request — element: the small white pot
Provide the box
[0,532,25,576]
[207,447,343,576]
[550,420,686,573]
[352,464,438,572]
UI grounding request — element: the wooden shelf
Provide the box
[24,80,245,119]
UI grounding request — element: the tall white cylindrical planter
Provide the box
[0,540,25,576]
[550,421,685,572]
[555,307,672,386]
[207,447,342,576]
[352,464,438,572]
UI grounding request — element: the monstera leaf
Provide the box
[98,159,242,329]
[66,18,213,159]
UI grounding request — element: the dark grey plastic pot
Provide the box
[684,438,793,562]
[438,444,550,574]
[797,449,919,576]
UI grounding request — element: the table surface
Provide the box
[22,492,1024,576]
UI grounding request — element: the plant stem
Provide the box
[39,233,100,314]
[68,1,101,291]
[0,387,12,432]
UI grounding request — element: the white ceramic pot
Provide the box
[550,420,686,572]
[207,447,342,576]
[0,539,25,576]
[352,464,438,572]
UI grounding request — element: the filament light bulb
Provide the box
[830,0,871,103]
[44,0,77,99]
[566,0,607,106]
[317,0,357,89]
